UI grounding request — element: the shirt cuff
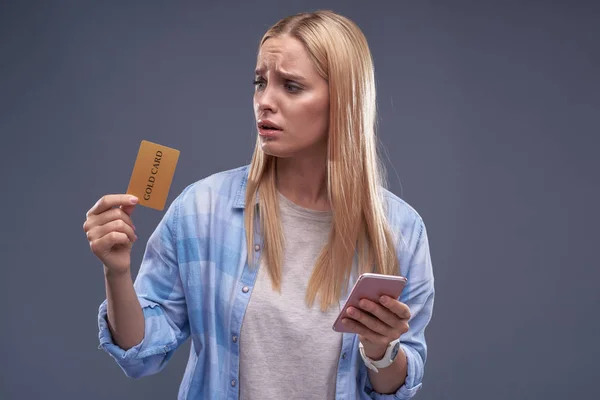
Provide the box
[97,297,177,366]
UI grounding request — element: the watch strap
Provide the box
[359,338,401,373]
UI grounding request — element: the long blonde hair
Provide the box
[245,10,399,311]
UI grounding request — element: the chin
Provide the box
[259,139,294,158]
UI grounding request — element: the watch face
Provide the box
[391,342,400,360]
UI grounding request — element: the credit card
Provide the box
[126,140,180,211]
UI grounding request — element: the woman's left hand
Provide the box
[342,295,411,360]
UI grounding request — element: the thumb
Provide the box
[120,204,137,216]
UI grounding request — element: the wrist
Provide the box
[103,265,131,280]
[363,345,387,361]
[359,338,402,373]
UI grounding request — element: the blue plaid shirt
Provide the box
[98,165,435,399]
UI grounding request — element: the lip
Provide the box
[257,119,283,130]
[257,119,283,138]
[258,127,282,138]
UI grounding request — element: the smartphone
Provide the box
[332,273,407,333]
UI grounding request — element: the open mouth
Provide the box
[258,123,281,130]
[257,119,282,131]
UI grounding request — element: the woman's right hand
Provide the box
[83,194,139,275]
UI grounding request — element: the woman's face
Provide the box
[253,35,329,159]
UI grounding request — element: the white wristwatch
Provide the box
[359,338,401,373]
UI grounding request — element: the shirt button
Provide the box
[254,244,260,251]
[242,286,249,293]
[342,352,347,359]
[231,379,237,387]
[232,335,238,343]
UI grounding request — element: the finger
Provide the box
[120,204,136,217]
[346,306,394,337]
[341,318,385,343]
[380,296,411,320]
[84,207,136,233]
[357,298,403,329]
[86,195,138,217]
[90,231,131,255]
[87,219,137,243]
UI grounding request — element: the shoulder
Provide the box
[169,165,250,217]
[380,187,427,254]
[381,187,425,229]
[184,164,249,197]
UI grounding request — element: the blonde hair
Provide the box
[245,10,399,311]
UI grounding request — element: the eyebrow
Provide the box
[254,67,306,83]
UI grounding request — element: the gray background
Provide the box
[1,1,598,399]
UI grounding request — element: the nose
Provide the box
[254,84,278,115]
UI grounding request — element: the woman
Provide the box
[83,10,434,400]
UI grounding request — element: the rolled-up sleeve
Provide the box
[364,218,435,399]
[97,194,190,379]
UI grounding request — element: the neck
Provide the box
[275,154,329,211]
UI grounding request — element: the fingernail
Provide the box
[380,296,387,304]
[130,196,138,204]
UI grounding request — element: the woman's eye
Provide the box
[285,83,301,93]
[253,78,301,93]
[253,79,266,90]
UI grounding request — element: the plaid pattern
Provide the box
[98,165,435,399]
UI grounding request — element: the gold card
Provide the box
[126,140,180,211]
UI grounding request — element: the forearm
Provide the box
[367,347,408,394]
[104,267,144,350]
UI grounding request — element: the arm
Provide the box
[104,267,145,350]
[350,219,435,399]
[366,341,409,394]
[369,220,435,398]
[97,193,191,379]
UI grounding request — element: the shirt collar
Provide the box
[233,165,258,209]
